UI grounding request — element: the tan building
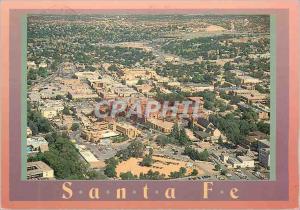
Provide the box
[27,161,54,180]
[236,75,261,84]
[40,108,59,119]
[81,121,119,142]
[75,71,100,80]
[81,129,119,143]
[241,93,268,104]
[94,121,109,130]
[39,100,64,119]
[257,110,269,120]
[231,89,268,103]
[114,87,138,97]
[180,83,214,93]
[88,79,103,89]
[112,122,141,139]
[61,79,98,100]
[136,84,153,94]
[97,90,118,100]
[193,117,221,140]
[147,118,174,134]
[118,68,157,81]
[68,90,98,100]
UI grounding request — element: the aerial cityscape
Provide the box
[26,14,271,181]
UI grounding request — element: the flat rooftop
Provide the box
[27,161,53,175]
[147,118,174,129]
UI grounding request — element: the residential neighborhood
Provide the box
[26,14,271,181]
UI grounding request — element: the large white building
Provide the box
[237,156,255,168]
[227,156,255,168]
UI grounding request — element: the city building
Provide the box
[27,137,49,156]
[40,107,59,119]
[75,71,100,80]
[75,145,104,169]
[112,122,141,139]
[136,84,153,94]
[68,90,99,100]
[259,148,270,168]
[236,75,262,84]
[146,118,174,134]
[82,129,119,143]
[39,100,64,119]
[194,131,210,141]
[60,79,98,100]
[184,128,198,141]
[257,139,271,149]
[193,117,221,140]
[220,153,229,163]
[180,83,214,93]
[227,156,254,169]
[237,156,255,168]
[238,102,269,120]
[27,161,54,180]
[118,68,157,80]
[82,121,120,142]
[241,93,268,104]
[231,89,268,103]
[114,86,138,98]
[228,158,245,168]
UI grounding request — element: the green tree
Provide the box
[190,169,198,176]
[140,155,153,167]
[117,141,144,160]
[55,95,64,100]
[120,171,137,180]
[223,62,234,71]
[178,129,191,146]
[108,64,119,72]
[170,123,180,139]
[28,70,38,80]
[183,147,209,161]
[36,132,97,179]
[218,136,223,145]
[221,168,228,176]
[136,79,144,85]
[127,141,144,158]
[37,67,48,78]
[71,123,80,131]
[139,170,165,180]
[62,106,71,115]
[28,121,38,135]
[257,121,270,134]
[169,167,187,179]
[156,135,170,147]
[104,164,117,178]
[179,167,187,175]
[214,164,221,171]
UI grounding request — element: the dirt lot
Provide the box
[116,155,206,177]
